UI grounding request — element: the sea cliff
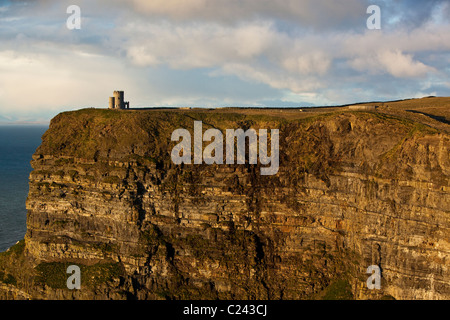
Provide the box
[1,99,449,300]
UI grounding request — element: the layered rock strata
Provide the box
[1,108,449,299]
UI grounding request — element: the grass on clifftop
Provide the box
[34,261,124,289]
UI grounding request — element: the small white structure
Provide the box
[348,105,378,111]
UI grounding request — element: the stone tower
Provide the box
[108,91,130,109]
[114,91,124,109]
[108,97,115,109]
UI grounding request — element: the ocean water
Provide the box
[0,125,48,252]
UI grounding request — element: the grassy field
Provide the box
[122,96,449,132]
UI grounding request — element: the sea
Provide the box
[0,125,48,252]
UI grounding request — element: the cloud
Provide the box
[377,50,434,78]
[125,21,277,69]
[349,49,435,78]
[122,19,336,95]
[373,0,450,29]
[0,46,141,113]
[281,51,331,76]
[121,17,446,94]
[215,63,325,93]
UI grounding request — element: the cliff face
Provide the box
[1,103,449,300]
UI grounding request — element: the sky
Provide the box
[0,0,449,123]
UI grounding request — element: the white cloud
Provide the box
[216,63,324,93]
[282,51,331,76]
[349,49,434,78]
[377,50,434,78]
[125,21,276,69]
[121,17,446,95]
[0,47,141,113]
[123,19,337,94]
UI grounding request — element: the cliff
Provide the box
[1,98,449,300]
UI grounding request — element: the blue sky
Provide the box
[0,0,449,123]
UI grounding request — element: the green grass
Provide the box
[0,240,25,258]
[34,261,123,289]
[322,279,354,300]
